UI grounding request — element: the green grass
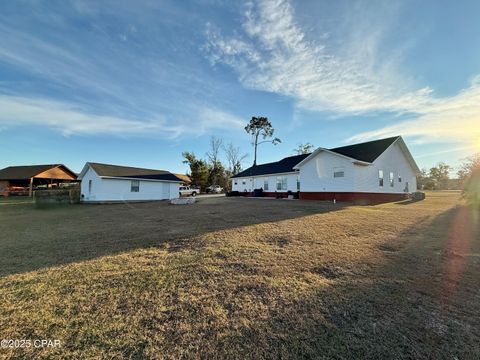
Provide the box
[0,196,33,205]
[0,192,478,359]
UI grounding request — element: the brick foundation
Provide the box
[299,192,408,204]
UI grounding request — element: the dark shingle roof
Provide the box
[0,164,76,180]
[232,136,401,178]
[88,163,183,182]
[231,154,309,178]
[329,136,400,163]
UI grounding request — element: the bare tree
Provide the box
[206,136,223,165]
[205,136,224,186]
[224,143,248,175]
[293,143,315,155]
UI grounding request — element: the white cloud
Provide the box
[204,0,432,114]
[0,95,244,138]
[204,0,480,146]
[347,76,480,146]
[0,11,245,139]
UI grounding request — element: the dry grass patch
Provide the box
[0,192,479,358]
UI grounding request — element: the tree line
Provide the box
[417,154,480,207]
[182,116,281,191]
[182,137,248,191]
[417,155,480,191]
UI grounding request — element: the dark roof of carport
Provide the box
[88,162,183,182]
[232,136,400,178]
[0,164,77,180]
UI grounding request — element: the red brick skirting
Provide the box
[299,192,408,204]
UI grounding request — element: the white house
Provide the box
[78,162,183,202]
[231,136,420,203]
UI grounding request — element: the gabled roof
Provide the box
[231,154,309,178]
[84,162,183,182]
[233,136,419,178]
[0,164,77,180]
[329,136,400,163]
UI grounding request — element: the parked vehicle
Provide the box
[179,186,200,197]
[206,185,223,194]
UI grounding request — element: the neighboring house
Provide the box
[231,136,419,203]
[172,173,192,185]
[78,162,183,202]
[0,164,77,196]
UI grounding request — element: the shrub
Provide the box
[463,168,480,208]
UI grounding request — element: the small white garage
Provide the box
[78,162,182,202]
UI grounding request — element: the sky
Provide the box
[0,0,479,176]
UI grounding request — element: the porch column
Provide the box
[29,177,34,197]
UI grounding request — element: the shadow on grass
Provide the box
[214,207,480,359]
[0,197,347,277]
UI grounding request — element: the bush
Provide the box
[226,191,240,197]
[463,169,480,208]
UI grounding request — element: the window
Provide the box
[263,178,269,191]
[131,180,140,192]
[398,175,402,183]
[296,175,300,191]
[234,180,238,185]
[276,176,287,191]
[242,179,246,185]
[88,180,92,193]
[378,170,384,187]
[333,167,345,178]
[390,172,394,187]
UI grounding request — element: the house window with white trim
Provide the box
[131,180,140,192]
[390,172,394,187]
[242,179,246,185]
[88,180,92,193]
[398,175,402,183]
[263,178,269,191]
[333,167,345,178]
[276,176,287,190]
[296,175,300,191]
[379,170,384,187]
[234,180,238,185]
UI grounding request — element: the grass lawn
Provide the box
[0,192,478,359]
[0,196,33,205]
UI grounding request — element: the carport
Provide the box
[0,164,77,196]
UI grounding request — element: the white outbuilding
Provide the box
[231,136,420,203]
[78,162,183,203]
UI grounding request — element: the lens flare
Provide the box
[442,206,477,306]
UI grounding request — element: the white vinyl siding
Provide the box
[79,166,179,202]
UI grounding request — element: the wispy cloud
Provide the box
[0,3,244,138]
[0,95,244,138]
[204,0,480,146]
[204,0,432,113]
[347,76,480,145]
